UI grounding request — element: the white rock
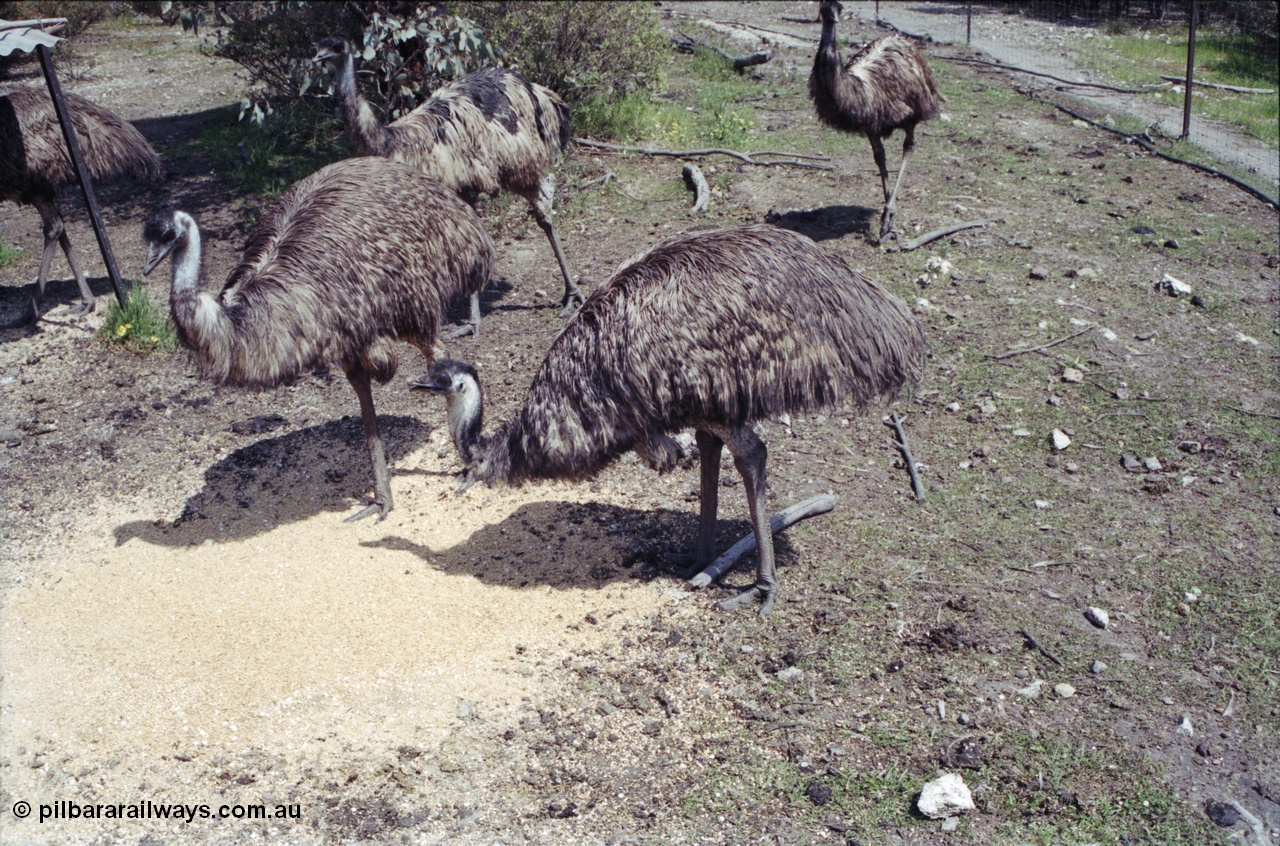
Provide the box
[1062,367,1084,383]
[914,297,937,313]
[1099,327,1118,342]
[1176,714,1194,736]
[776,666,803,682]
[1016,679,1043,698]
[924,256,953,277]
[941,816,959,832]
[1091,660,1107,674]
[946,402,961,412]
[1051,429,1072,451]
[917,773,976,819]
[1144,456,1163,472]
[1034,500,1049,509]
[1013,428,1031,437]
[1235,332,1260,346]
[1156,273,1192,296]
[936,700,947,720]
[1085,607,1110,629]
[1054,683,1076,699]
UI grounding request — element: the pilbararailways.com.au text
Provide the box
[34,800,301,824]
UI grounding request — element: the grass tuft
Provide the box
[98,284,176,354]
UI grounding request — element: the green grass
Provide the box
[97,284,176,354]
[0,237,23,268]
[1070,26,1279,148]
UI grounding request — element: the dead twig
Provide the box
[688,494,837,587]
[987,328,1091,360]
[1228,800,1269,846]
[1227,405,1280,421]
[944,56,1167,94]
[682,162,709,213]
[573,138,833,170]
[673,30,773,72]
[883,413,926,503]
[886,218,1002,252]
[1159,74,1275,94]
[575,171,616,190]
[1044,101,1278,209]
[1019,628,1064,667]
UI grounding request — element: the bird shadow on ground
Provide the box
[0,277,117,337]
[112,414,434,547]
[766,204,877,242]
[363,498,799,595]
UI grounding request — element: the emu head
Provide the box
[141,203,190,276]
[312,35,352,66]
[818,0,843,24]
[410,359,485,466]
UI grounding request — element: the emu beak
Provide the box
[408,372,448,392]
[142,239,176,277]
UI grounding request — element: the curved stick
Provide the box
[887,218,1002,252]
[688,494,837,588]
[884,413,925,502]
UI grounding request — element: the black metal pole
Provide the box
[1181,0,1198,140]
[35,43,127,306]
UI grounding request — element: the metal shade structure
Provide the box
[1,17,128,308]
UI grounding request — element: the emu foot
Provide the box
[558,284,586,318]
[343,499,390,523]
[66,299,94,318]
[878,206,898,243]
[715,583,778,616]
[442,322,477,341]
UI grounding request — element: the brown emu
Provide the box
[809,0,941,242]
[411,224,926,614]
[1,87,161,321]
[142,157,493,523]
[313,36,582,332]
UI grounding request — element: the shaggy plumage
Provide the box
[413,224,926,614]
[142,157,494,522]
[0,87,162,320]
[313,36,582,325]
[809,0,941,241]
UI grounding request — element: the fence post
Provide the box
[1181,0,1198,140]
[966,0,972,45]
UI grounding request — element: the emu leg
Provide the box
[882,122,918,242]
[442,293,481,340]
[343,365,393,523]
[867,132,892,244]
[693,430,724,569]
[714,426,779,616]
[57,227,92,316]
[528,176,584,317]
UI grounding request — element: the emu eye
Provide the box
[162,230,177,243]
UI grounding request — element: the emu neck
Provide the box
[170,218,203,296]
[445,385,485,467]
[333,51,392,157]
[818,15,839,54]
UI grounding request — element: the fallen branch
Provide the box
[1159,74,1275,94]
[1044,101,1278,209]
[987,328,1091,360]
[886,218,1002,252]
[1228,801,1270,846]
[1226,405,1280,420]
[682,162,709,213]
[673,31,773,72]
[688,494,837,588]
[573,138,833,170]
[883,413,926,502]
[575,171,616,190]
[944,56,1167,94]
[779,15,818,24]
[1019,628,1064,667]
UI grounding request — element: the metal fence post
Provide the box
[1181,0,1198,140]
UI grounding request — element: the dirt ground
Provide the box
[1,4,1278,845]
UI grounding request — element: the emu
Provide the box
[809,0,941,243]
[142,157,493,523]
[411,224,926,614]
[1,87,161,322]
[313,36,582,333]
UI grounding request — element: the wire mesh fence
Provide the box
[862,1,1278,200]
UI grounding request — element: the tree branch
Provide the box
[887,218,1002,252]
[987,328,1092,360]
[673,31,773,72]
[682,163,709,213]
[944,56,1167,93]
[884,413,926,502]
[688,494,837,588]
[573,138,833,170]
[1159,74,1275,94]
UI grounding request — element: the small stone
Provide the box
[1065,462,1079,474]
[941,816,959,832]
[1013,428,1031,437]
[1176,714,1194,736]
[1076,267,1098,279]
[1029,266,1048,280]
[1062,367,1084,383]
[1016,679,1043,699]
[1164,238,1179,249]
[1122,454,1143,473]
[946,401,961,412]
[1176,602,1191,616]
[1205,800,1239,828]
[1047,394,1062,406]
[1054,683,1076,699]
[1113,386,1130,400]
[936,700,947,720]
[776,666,804,682]
[1051,429,1071,451]
[978,399,997,414]
[1191,294,1206,308]
[1195,741,1212,757]
[1178,440,1202,454]
[1085,607,1109,629]
[1131,225,1156,235]
[1143,456,1163,472]
[917,773,975,819]
[1090,660,1107,674]
[806,780,833,806]
[914,297,936,313]
[1155,273,1192,296]
[957,713,972,726]
[1034,499,1049,509]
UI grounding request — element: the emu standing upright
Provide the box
[1,88,161,321]
[809,0,941,242]
[313,36,582,332]
[412,225,926,614]
[142,157,493,523]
